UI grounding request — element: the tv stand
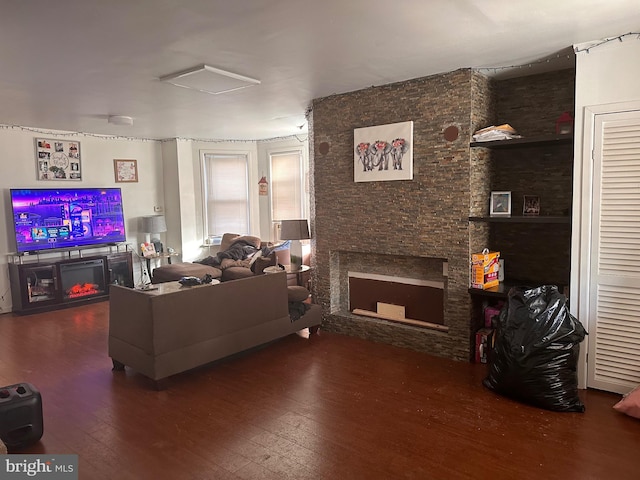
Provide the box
[8,247,133,315]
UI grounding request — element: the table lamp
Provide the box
[280,219,310,272]
[141,215,167,253]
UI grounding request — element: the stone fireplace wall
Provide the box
[308,67,574,362]
[309,69,489,361]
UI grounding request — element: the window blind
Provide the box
[203,153,249,236]
[270,151,303,221]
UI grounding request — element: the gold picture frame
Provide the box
[114,159,138,183]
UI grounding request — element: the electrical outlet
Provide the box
[154,206,163,212]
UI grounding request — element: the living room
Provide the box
[1,1,640,477]
[1,31,638,380]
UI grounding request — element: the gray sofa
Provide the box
[108,271,320,388]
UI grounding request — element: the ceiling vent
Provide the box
[159,64,260,95]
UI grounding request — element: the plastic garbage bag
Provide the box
[483,285,587,412]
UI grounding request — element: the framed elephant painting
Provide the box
[354,121,413,182]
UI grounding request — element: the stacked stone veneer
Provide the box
[308,68,574,361]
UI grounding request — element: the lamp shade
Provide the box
[140,215,167,234]
[280,219,310,240]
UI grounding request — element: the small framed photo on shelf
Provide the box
[523,195,540,216]
[490,191,511,217]
[114,159,138,183]
[140,242,156,258]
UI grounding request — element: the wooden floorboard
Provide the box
[0,302,639,479]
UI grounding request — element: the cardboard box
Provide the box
[471,250,500,289]
[475,328,495,364]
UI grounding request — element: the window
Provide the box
[202,153,249,237]
[270,150,304,221]
[270,150,305,240]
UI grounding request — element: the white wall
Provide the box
[0,126,163,311]
[571,35,640,387]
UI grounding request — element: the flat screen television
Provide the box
[10,187,127,254]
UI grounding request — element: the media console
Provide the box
[8,246,133,314]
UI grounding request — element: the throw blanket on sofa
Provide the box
[195,239,269,268]
[288,301,310,322]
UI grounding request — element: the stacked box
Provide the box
[471,250,500,289]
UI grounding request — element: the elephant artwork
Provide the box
[390,138,408,170]
[369,140,392,170]
[353,120,413,182]
[356,142,371,171]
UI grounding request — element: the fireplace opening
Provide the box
[59,258,107,302]
[349,272,446,331]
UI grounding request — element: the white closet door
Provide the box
[588,110,640,393]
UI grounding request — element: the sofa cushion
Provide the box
[219,233,240,251]
[251,252,277,274]
[287,286,310,302]
[152,263,222,284]
[220,233,261,251]
[221,266,256,282]
[220,257,253,269]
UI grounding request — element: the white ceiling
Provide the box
[1,0,639,141]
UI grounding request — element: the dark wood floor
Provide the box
[1,302,639,479]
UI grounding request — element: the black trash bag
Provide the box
[483,285,587,412]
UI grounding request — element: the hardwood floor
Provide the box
[0,302,638,479]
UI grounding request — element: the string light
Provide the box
[0,124,308,144]
[475,51,573,75]
[476,32,640,74]
[574,32,640,55]
[0,124,157,142]
[169,134,307,144]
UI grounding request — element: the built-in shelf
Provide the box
[469,216,570,224]
[468,280,568,300]
[470,134,573,149]
[468,283,511,299]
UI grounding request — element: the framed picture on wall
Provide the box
[353,121,413,182]
[490,191,511,217]
[35,138,81,180]
[114,159,138,183]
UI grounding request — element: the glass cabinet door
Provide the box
[23,264,58,304]
[107,252,134,288]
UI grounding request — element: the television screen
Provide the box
[10,187,127,253]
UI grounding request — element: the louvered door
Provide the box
[587,110,640,393]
